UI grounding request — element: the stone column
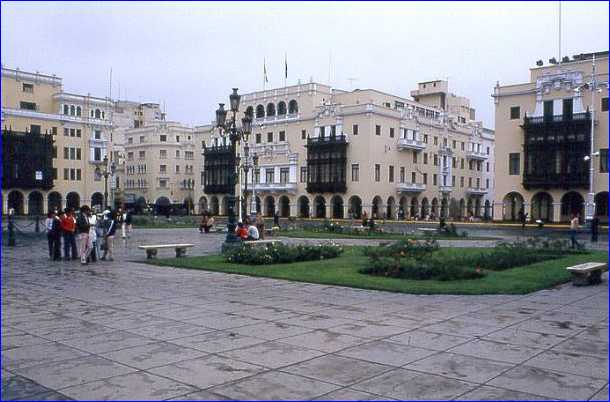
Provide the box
[552,202,562,223]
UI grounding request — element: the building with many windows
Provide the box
[493,51,609,223]
[198,80,495,221]
[1,67,113,214]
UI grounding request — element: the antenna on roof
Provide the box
[347,77,358,90]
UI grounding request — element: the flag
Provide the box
[284,54,288,79]
[264,59,268,83]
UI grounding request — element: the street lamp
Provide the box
[251,153,259,217]
[184,178,194,215]
[95,155,116,209]
[215,88,253,244]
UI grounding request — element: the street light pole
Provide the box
[251,154,259,217]
[96,155,115,210]
[586,55,597,222]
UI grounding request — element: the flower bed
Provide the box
[223,242,343,265]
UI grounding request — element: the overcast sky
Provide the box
[2,1,608,128]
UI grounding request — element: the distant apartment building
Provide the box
[493,51,609,223]
[2,67,113,214]
[198,80,495,220]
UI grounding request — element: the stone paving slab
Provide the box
[2,228,608,400]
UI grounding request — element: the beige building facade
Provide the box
[199,81,495,221]
[2,67,113,214]
[493,51,609,223]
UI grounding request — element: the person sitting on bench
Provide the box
[247,221,260,241]
[199,211,214,233]
[236,222,249,241]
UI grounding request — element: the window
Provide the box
[256,133,262,143]
[452,140,457,149]
[510,106,520,120]
[127,152,134,161]
[70,169,76,181]
[423,134,428,144]
[160,165,167,174]
[423,153,428,164]
[160,150,167,159]
[389,128,395,138]
[254,169,260,184]
[353,124,359,135]
[486,162,490,172]
[374,164,380,182]
[63,147,69,159]
[139,136,145,143]
[52,146,57,158]
[30,124,41,135]
[602,97,609,112]
[139,151,145,159]
[64,105,69,115]
[176,150,180,158]
[351,164,359,182]
[267,132,273,143]
[128,137,133,144]
[320,126,326,138]
[266,168,274,183]
[413,152,418,164]
[76,148,81,160]
[486,179,490,189]
[160,135,167,142]
[411,172,416,183]
[279,131,286,142]
[76,129,81,138]
[600,149,609,173]
[476,160,482,171]
[22,83,33,93]
[461,158,465,169]
[476,178,480,188]
[94,130,102,140]
[389,165,394,182]
[452,157,457,168]
[300,167,308,183]
[434,136,438,145]
[468,177,473,187]
[433,174,437,186]
[176,136,180,143]
[159,180,167,188]
[280,168,289,184]
[175,165,180,173]
[443,138,447,147]
[19,101,36,110]
[509,153,520,175]
[376,125,381,136]
[487,146,490,155]
[64,168,69,180]
[331,125,336,137]
[434,154,438,166]
[69,148,76,160]
[134,120,140,128]
[301,130,306,140]
[53,168,58,180]
[423,173,428,185]
[76,106,81,117]
[400,167,405,183]
[563,98,573,118]
[543,100,553,119]
[461,142,465,151]
[76,169,81,181]
[460,176,464,187]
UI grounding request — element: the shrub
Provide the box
[363,238,439,261]
[224,242,343,265]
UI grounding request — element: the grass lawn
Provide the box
[278,229,495,241]
[148,247,608,295]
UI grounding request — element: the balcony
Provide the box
[396,182,426,193]
[523,112,590,126]
[439,185,453,193]
[466,187,488,195]
[306,134,348,194]
[397,138,426,151]
[249,182,297,193]
[465,150,488,160]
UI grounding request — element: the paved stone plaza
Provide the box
[2,229,608,400]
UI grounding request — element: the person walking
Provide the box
[101,211,117,261]
[61,208,78,260]
[569,213,581,249]
[591,214,600,243]
[76,205,92,265]
[273,210,280,228]
[45,212,55,259]
[117,207,126,239]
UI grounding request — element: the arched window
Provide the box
[76,106,81,117]
[266,103,276,117]
[256,105,265,118]
[63,105,69,115]
[245,106,254,117]
[95,109,101,119]
[70,105,75,116]
[288,99,298,114]
[102,111,105,119]
[277,101,287,116]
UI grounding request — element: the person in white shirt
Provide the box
[247,222,260,240]
[88,212,99,262]
[45,212,55,259]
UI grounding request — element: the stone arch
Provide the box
[484,200,491,220]
[136,196,147,214]
[277,101,287,116]
[474,197,481,217]
[372,196,382,218]
[531,192,553,222]
[331,195,344,219]
[66,192,80,210]
[288,99,298,114]
[221,196,230,216]
[349,196,362,219]
[266,103,276,117]
[155,196,171,216]
[8,191,24,215]
[27,191,44,216]
[386,196,396,220]
[595,191,608,223]
[399,196,408,219]
[210,196,220,215]
[314,195,326,218]
[298,196,310,218]
[502,192,524,221]
[420,197,429,217]
[91,192,104,211]
[48,191,62,213]
[561,191,584,222]
[255,196,262,214]
[279,195,290,217]
[264,195,275,217]
[467,198,473,216]
[431,198,439,217]
[256,104,265,118]
[198,196,208,214]
[410,197,419,218]
[441,197,449,218]
[459,198,466,219]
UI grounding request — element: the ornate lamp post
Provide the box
[215,88,253,243]
[95,155,116,209]
[250,153,259,217]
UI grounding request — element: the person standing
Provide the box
[256,212,265,240]
[76,206,92,264]
[101,211,117,261]
[199,212,210,233]
[125,210,133,238]
[273,210,280,228]
[45,212,55,259]
[569,213,581,249]
[61,208,78,260]
[50,211,62,261]
[591,214,600,243]
[88,210,99,262]
[247,221,260,240]
[117,207,126,239]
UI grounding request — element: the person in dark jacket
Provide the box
[591,214,600,243]
[76,205,92,264]
[101,210,117,261]
[49,212,62,261]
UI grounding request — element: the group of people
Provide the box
[44,206,133,264]
[200,211,273,241]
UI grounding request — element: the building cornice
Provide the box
[53,93,113,106]
[2,67,62,86]
[1,107,112,127]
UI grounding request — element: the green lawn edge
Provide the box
[147,247,608,295]
[278,230,496,241]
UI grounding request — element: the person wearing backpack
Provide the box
[101,210,117,261]
[76,205,92,264]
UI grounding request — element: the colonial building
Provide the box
[198,80,495,221]
[2,67,113,214]
[493,51,609,223]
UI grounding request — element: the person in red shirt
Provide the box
[60,208,78,260]
[236,222,249,240]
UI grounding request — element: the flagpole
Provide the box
[284,53,287,89]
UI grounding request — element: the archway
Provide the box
[155,196,171,216]
[7,191,24,215]
[266,103,276,117]
[484,200,491,220]
[349,196,362,219]
[459,199,466,220]
[288,99,298,114]
[279,196,290,217]
[277,101,287,116]
[331,195,344,219]
[256,104,265,118]
[441,198,449,219]
[27,191,43,216]
[386,196,396,220]
[66,192,80,210]
[410,197,418,218]
[420,197,429,218]
[210,196,219,215]
[255,196,262,214]
[595,192,608,223]
[298,196,310,218]
[474,197,481,217]
[531,192,553,222]
[449,198,459,219]
[221,196,230,216]
[48,192,62,213]
[314,196,326,218]
[502,192,524,221]
[561,191,584,222]
[372,196,382,218]
[136,196,147,214]
[198,196,208,214]
[91,192,104,211]
[431,198,439,217]
[466,198,473,217]
[399,196,408,219]
[264,196,275,217]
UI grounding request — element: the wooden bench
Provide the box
[566,262,608,286]
[139,244,194,259]
[243,239,283,249]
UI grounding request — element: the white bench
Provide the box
[566,262,608,286]
[139,243,194,259]
[243,239,283,249]
[264,227,280,237]
[417,228,438,235]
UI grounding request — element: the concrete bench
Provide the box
[243,239,283,249]
[139,244,194,259]
[351,225,367,233]
[417,228,438,235]
[566,262,608,286]
[264,227,280,237]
